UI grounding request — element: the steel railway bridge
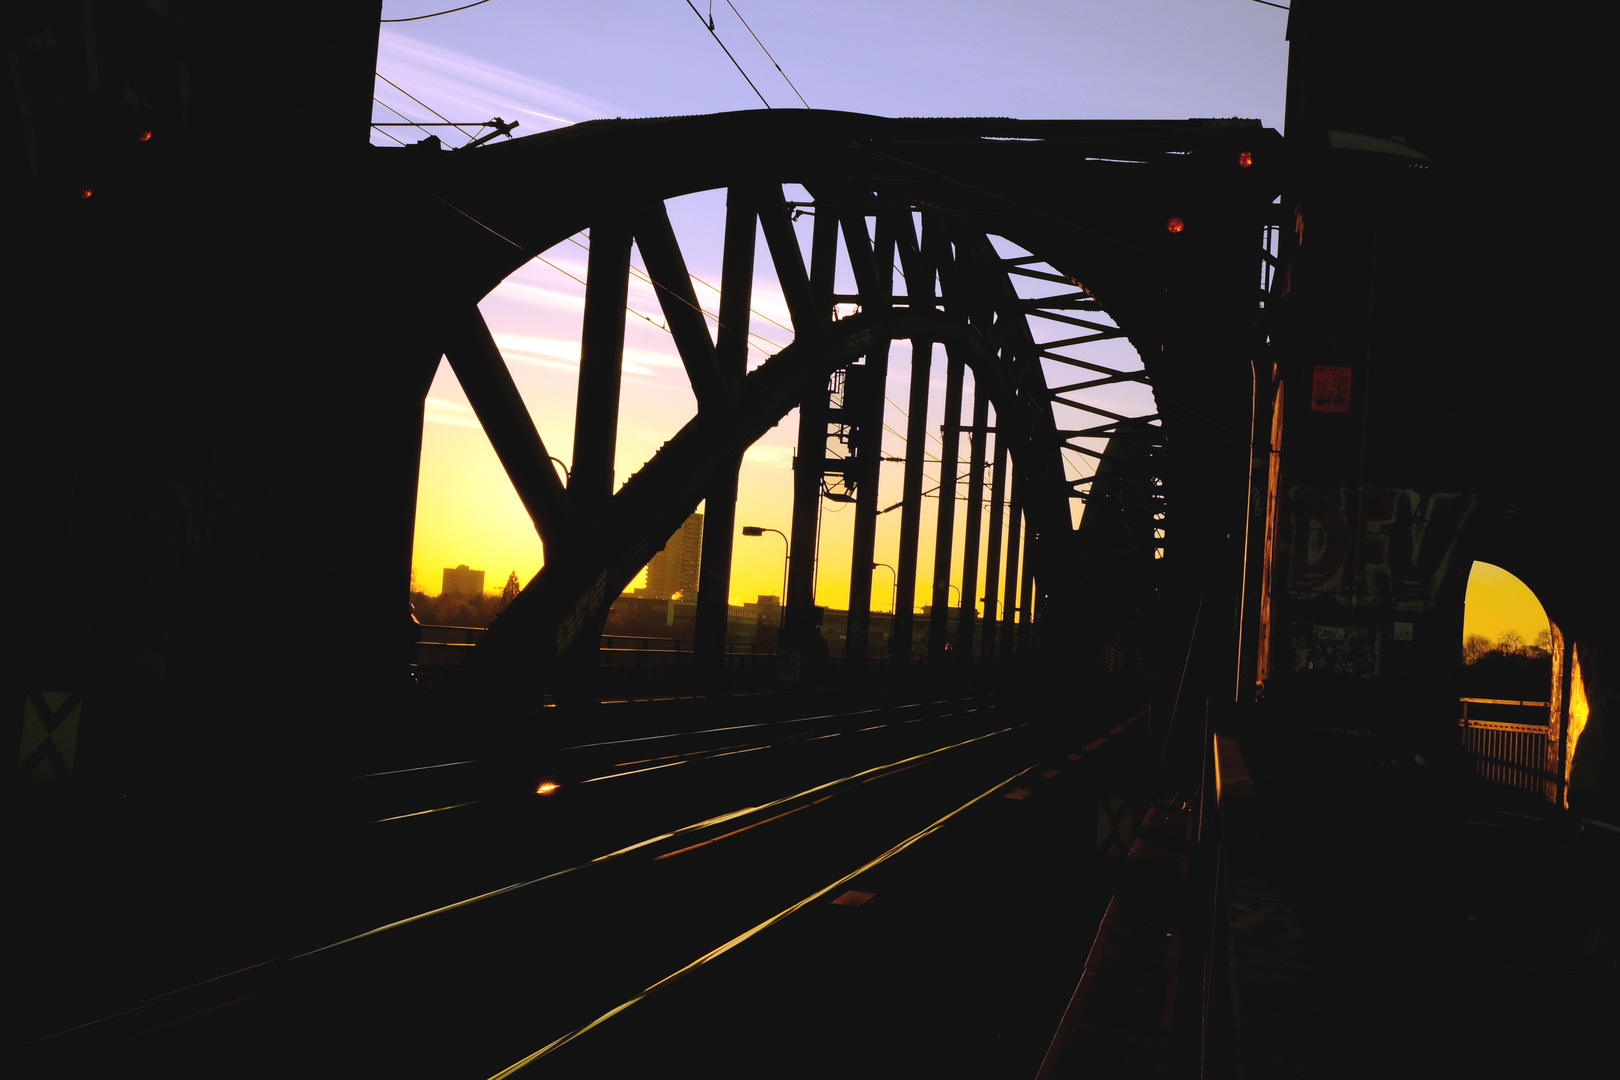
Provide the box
[398,111,1278,696]
[11,4,1614,1077]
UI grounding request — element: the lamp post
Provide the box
[872,562,896,614]
[741,526,788,629]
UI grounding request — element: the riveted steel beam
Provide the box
[839,203,897,667]
[631,200,729,414]
[694,185,760,663]
[890,214,934,665]
[982,429,1009,664]
[440,304,573,553]
[956,382,990,659]
[571,219,632,530]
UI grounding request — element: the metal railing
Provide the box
[1457,698,1550,795]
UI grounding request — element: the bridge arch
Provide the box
[389,111,1279,691]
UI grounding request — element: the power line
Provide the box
[371,96,444,143]
[725,1,809,108]
[381,1,495,22]
[370,99,411,144]
[683,0,771,108]
[563,231,791,360]
[375,71,482,144]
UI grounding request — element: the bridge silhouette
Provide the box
[11,3,1613,1077]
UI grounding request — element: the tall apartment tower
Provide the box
[441,564,485,596]
[645,513,703,600]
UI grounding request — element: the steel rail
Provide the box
[487,736,1068,1076]
[25,700,1022,1051]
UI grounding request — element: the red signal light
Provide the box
[138,130,153,142]
[1237,150,1253,168]
[79,188,92,199]
[1166,216,1186,234]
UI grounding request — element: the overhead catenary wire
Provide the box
[381,0,495,21]
[371,110,409,145]
[371,96,439,143]
[375,70,483,144]
[562,231,791,362]
[683,0,771,108]
[725,0,810,108]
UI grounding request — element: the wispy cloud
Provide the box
[493,333,583,372]
[744,443,794,470]
[374,31,613,144]
[622,344,685,376]
[425,396,482,428]
[486,332,683,380]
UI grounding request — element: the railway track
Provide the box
[19,693,1146,1077]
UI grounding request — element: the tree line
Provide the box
[410,571,521,629]
[1460,628,1552,701]
[1462,628,1551,665]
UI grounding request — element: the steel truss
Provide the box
[389,111,1280,689]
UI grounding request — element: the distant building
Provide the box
[442,564,485,596]
[644,513,703,600]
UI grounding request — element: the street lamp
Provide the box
[741,526,788,629]
[872,562,896,614]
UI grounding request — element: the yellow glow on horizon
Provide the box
[410,366,1021,616]
[1462,562,1549,645]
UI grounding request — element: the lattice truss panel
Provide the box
[418,176,1255,666]
[990,241,1162,542]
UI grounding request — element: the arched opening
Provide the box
[1459,561,1555,798]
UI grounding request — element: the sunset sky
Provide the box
[375,2,1294,613]
[1463,563,1549,646]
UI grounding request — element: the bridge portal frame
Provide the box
[381,111,1282,701]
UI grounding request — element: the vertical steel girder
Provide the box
[1003,466,1025,652]
[956,385,991,658]
[928,343,966,665]
[982,436,1009,664]
[693,185,760,662]
[783,206,839,646]
[571,221,633,529]
[840,205,897,668]
[890,219,935,666]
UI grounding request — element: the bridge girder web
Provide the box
[393,111,1279,691]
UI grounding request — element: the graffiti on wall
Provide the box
[1291,623,1378,676]
[1286,486,1475,609]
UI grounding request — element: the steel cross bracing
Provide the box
[383,111,1282,688]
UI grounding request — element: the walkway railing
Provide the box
[1457,697,1550,796]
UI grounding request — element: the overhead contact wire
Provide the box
[725,0,810,107]
[683,0,771,108]
[375,70,481,145]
